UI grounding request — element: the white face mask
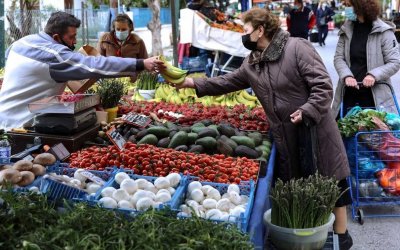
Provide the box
[115,30,129,41]
[322,3,327,9]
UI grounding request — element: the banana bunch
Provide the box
[154,84,175,100]
[233,90,259,108]
[165,89,184,104]
[131,91,145,102]
[159,55,188,85]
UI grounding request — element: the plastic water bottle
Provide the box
[0,138,11,164]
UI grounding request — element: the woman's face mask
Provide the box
[242,28,260,51]
[116,30,130,41]
[344,7,357,21]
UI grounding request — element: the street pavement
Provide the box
[313,30,400,250]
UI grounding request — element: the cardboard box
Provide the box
[66,45,100,93]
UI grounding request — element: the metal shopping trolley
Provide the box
[341,82,400,224]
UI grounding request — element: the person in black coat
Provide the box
[316,1,335,46]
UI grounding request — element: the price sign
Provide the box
[106,126,126,151]
[80,171,105,186]
[122,112,152,127]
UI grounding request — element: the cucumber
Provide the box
[147,126,171,138]
[195,137,217,149]
[231,136,255,149]
[138,134,158,146]
[168,131,188,148]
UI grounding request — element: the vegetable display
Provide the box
[93,120,272,160]
[96,79,125,109]
[69,143,260,184]
[269,173,341,229]
[0,153,55,188]
[135,71,159,90]
[0,191,253,249]
[338,109,387,137]
[118,101,269,131]
[98,172,181,211]
[179,181,249,222]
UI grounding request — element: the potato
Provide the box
[33,153,56,166]
[31,164,46,176]
[17,171,35,187]
[0,169,22,184]
[0,165,12,171]
[12,160,33,171]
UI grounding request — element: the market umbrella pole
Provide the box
[170,0,179,66]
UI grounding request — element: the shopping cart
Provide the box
[341,82,400,224]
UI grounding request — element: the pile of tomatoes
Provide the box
[118,101,269,132]
[69,143,259,184]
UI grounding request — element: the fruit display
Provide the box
[93,120,271,161]
[68,143,260,184]
[159,55,188,85]
[197,11,244,33]
[153,84,261,108]
[118,101,269,131]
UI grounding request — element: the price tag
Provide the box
[122,112,152,127]
[106,126,126,151]
[80,171,105,186]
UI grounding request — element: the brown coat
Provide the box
[194,29,350,181]
[97,32,148,59]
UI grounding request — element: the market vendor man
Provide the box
[0,11,163,130]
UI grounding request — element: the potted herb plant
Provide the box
[264,173,341,250]
[136,71,159,100]
[97,79,125,122]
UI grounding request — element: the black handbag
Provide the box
[309,31,318,43]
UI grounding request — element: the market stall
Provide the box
[179,8,250,77]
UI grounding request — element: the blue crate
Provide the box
[88,169,187,214]
[178,176,256,233]
[39,165,116,201]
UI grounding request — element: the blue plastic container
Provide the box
[88,169,187,214]
[39,165,116,201]
[178,177,256,232]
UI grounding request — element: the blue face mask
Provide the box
[344,7,357,21]
[292,5,299,10]
[115,30,130,41]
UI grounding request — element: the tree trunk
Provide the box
[147,0,163,56]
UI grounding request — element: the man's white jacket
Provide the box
[0,32,143,129]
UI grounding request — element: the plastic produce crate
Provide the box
[39,164,116,201]
[177,177,256,232]
[88,169,187,214]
